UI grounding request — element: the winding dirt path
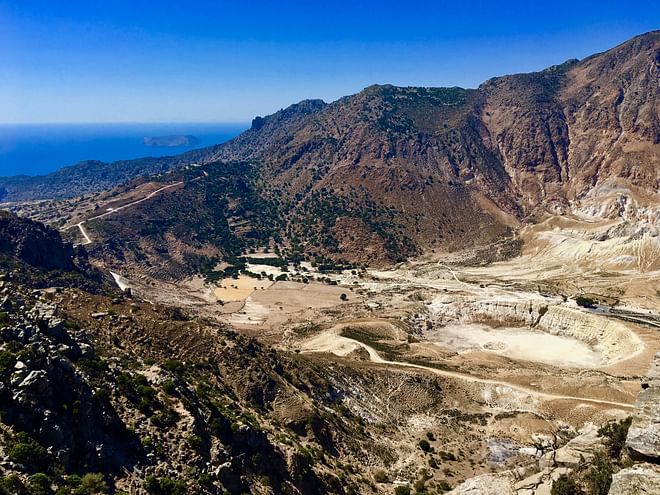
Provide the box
[76,222,92,245]
[301,330,635,410]
[64,179,191,247]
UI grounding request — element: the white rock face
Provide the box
[608,463,660,495]
[536,306,643,363]
[431,298,643,365]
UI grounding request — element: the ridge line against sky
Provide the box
[1,0,658,124]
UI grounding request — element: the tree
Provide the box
[575,296,596,308]
[598,417,632,460]
[340,293,348,301]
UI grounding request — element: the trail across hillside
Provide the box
[301,329,635,410]
[64,178,194,246]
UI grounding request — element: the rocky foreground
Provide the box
[445,352,660,495]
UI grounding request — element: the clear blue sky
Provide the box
[1,1,658,123]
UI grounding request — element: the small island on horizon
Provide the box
[143,134,200,147]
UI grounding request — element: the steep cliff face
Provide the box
[0,211,75,271]
[0,211,104,290]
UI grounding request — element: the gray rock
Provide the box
[10,369,28,387]
[626,386,660,461]
[447,473,516,494]
[45,318,67,341]
[550,423,603,468]
[642,352,660,389]
[18,370,50,394]
[0,295,12,311]
[608,463,660,494]
[79,343,94,358]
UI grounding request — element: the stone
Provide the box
[626,386,660,461]
[0,295,12,311]
[550,423,603,468]
[447,473,516,494]
[78,343,94,358]
[18,370,50,394]
[607,463,660,495]
[641,352,660,389]
[45,318,68,341]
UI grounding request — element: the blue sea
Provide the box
[0,123,247,177]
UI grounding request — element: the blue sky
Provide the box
[1,1,658,123]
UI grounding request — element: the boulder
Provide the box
[548,423,603,468]
[447,473,516,494]
[608,463,660,494]
[18,370,50,395]
[626,385,660,461]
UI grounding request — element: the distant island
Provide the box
[143,134,200,147]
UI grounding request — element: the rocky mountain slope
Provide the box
[200,31,658,253]
[4,32,657,265]
[0,212,480,495]
[75,31,659,268]
[0,211,371,493]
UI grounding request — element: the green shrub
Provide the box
[437,480,452,492]
[144,476,186,495]
[373,470,388,483]
[161,380,177,396]
[418,439,431,452]
[0,474,27,495]
[598,417,632,460]
[74,473,108,494]
[149,408,179,428]
[0,350,16,378]
[163,360,184,374]
[394,486,411,495]
[587,451,613,495]
[27,473,51,495]
[551,474,583,495]
[8,433,51,472]
[439,451,456,461]
[575,296,596,308]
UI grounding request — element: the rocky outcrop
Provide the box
[626,354,660,461]
[608,463,660,494]
[537,306,643,363]
[0,294,137,472]
[0,210,75,271]
[447,472,517,495]
[607,353,660,494]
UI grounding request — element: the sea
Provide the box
[0,123,247,177]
